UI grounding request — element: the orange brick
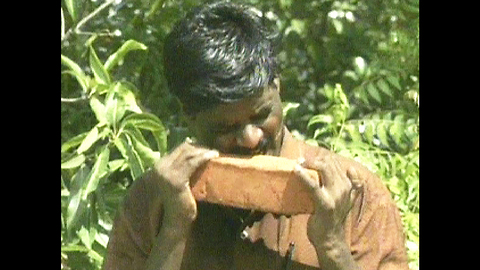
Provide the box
[191,155,320,215]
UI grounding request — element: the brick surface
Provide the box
[190,155,320,215]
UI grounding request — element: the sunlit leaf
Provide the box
[108,159,126,172]
[77,126,99,154]
[89,96,107,124]
[105,84,127,127]
[367,83,382,103]
[123,128,160,167]
[116,134,144,180]
[61,55,88,92]
[61,154,86,169]
[64,0,80,22]
[376,123,390,148]
[89,45,111,85]
[95,231,109,248]
[354,57,367,76]
[104,40,148,71]
[386,75,402,90]
[282,102,300,117]
[377,79,393,97]
[308,114,334,127]
[115,82,142,114]
[362,121,375,144]
[120,113,167,154]
[83,146,110,200]
[66,165,90,230]
[62,132,88,153]
[61,7,65,40]
[389,121,404,150]
[77,226,92,249]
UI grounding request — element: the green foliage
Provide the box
[302,82,419,269]
[61,38,167,269]
[61,0,418,269]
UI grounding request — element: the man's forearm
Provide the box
[313,236,361,270]
[144,223,189,270]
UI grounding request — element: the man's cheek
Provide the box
[263,114,282,137]
[214,134,235,153]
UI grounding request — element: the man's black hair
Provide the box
[163,2,280,115]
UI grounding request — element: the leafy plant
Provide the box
[61,0,418,269]
[61,38,167,269]
[302,82,419,270]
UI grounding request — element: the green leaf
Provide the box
[66,165,90,230]
[62,132,88,153]
[61,244,89,253]
[362,121,375,144]
[123,128,160,167]
[307,114,334,127]
[89,45,111,85]
[376,123,390,148]
[61,154,86,169]
[331,19,343,34]
[95,231,110,248]
[282,102,300,117]
[322,84,335,100]
[353,57,367,76]
[105,84,127,127]
[104,40,148,71]
[61,54,88,92]
[82,146,110,200]
[77,226,92,249]
[377,79,393,97]
[343,123,363,143]
[108,159,127,172]
[120,113,167,154]
[367,83,382,103]
[61,7,65,40]
[119,134,144,180]
[115,82,142,114]
[386,75,402,90]
[87,248,104,264]
[389,121,404,150]
[89,96,107,124]
[64,0,80,22]
[334,84,349,107]
[77,126,99,154]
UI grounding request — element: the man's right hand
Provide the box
[153,140,219,232]
[145,141,218,270]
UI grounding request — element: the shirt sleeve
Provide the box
[102,170,163,270]
[347,166,410,270]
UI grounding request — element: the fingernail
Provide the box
[205,150,219,159]
[296,157,306,166]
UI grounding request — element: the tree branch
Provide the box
[62,0,116,42]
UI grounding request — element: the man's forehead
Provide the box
[194,87,277,124]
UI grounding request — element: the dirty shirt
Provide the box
[103,129,409,270]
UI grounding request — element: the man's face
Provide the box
[187,82,284,156]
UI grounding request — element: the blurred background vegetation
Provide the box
[61,0,419,269]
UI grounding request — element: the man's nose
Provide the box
[235,124,264,149]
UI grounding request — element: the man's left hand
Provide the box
[294,154,363,248]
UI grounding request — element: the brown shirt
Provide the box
[103,129,409,270]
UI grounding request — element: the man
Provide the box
[103,2,409,270]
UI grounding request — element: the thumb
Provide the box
[347,166,363,203]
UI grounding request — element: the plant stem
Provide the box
[61,97,88,103]
[62,0,116,42]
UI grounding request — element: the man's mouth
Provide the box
[231,137,271,156]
